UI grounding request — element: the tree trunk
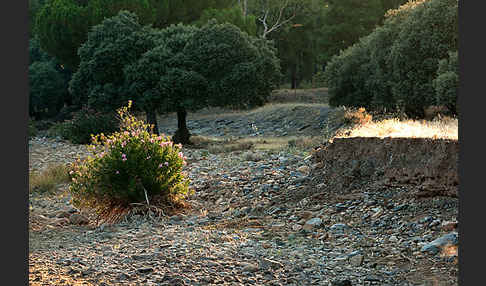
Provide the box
[290,65,297,89]
[146,109,159,135]
[172,107,191,145]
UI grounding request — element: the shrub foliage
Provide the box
[323,0,458,118]
[56,108,119,144]
[29,61,67,119]
[433,51,458,114]
[69,102,191,217]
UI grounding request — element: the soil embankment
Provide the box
[309,137,458,201]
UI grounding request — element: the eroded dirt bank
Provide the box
[309,137,458,200]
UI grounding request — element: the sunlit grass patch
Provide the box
[29,164,71,194]
[190,135,321,154]
[337,116,458,140]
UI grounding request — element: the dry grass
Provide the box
[322,106,458,140]
[29,164,71,194]
[268,88,329,104]
[189,135,322,154]
[337,117,458,140]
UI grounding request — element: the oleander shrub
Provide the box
[433,50,458,114]
[69,102,191,218]
[57,108,119,144]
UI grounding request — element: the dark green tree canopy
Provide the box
[124,21,280,143]
[194,5,257,36]
[323,0,458,118]
[35,0,235,70]
[183,21,280,109]
[35,0,156,70]
[390,0,458,117]
[124,24,202,113]
[69,11,157,111]
[434,50,458,114]
[29,61,68,119]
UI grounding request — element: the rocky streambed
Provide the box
[29,132,458,285]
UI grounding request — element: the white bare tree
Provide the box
[247,0,308,38]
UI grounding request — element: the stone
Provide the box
[329,223,350,234]
[260,258,283,270]
[292,224,303,232]
[240,262,259,272]
[331,279,352,286]
[421,232,458,255]
[297,165,310,174]
[296,211,314,220]
[349,254,364,267]
[137,267,154,274]
[441,221,458,231]
[55,210,72,218]
[303,217,323,231]
[69,213,89,225]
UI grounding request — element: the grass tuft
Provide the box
[29,164,71,194]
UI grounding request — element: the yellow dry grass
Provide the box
[29,164,71,194]
[337,117,458,140]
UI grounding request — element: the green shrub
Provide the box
[390,0,458,117]
[69,102,191,215]
[29,37,50,64]
[57,108,119,144]
[364,5,415,111]
[325,36,373,109]
[434,51,458,114]
[312,71,326,88]
[29,61,67,120]
[28,118,38,138]
[322,0,458,117]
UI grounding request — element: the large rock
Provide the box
[302,217,323,231]
[421,232,458,255]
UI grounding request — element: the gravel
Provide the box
[29,134,458,286]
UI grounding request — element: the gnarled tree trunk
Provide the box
[145,109,159,135]
[172,107,191,145]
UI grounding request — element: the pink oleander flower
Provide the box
[164,161,169,166]
[178,152,184,159]
[122,154,127,161]
[158,163,163,168]
[160,141,171,147]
